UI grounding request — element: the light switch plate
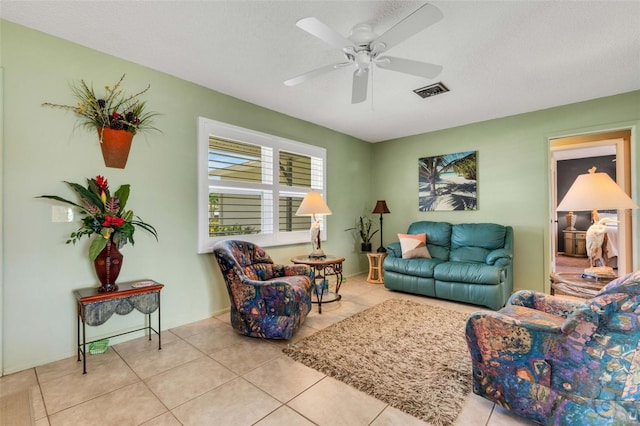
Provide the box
[52,206,73,222]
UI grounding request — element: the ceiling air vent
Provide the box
[413,82,449,99]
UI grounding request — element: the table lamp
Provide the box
[556,167,638,278]
[372,200,391,253]
[296,191,332,258]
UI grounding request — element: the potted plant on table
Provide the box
[43,74,160,168]
[39,175,158,292]
[345,216,378,252]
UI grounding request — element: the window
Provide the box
[198,118,327,253]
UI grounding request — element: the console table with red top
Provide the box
[74,279,163,374]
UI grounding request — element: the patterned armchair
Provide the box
[213,240,314,340]
[465,271,640,425]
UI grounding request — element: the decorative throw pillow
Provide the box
[398,233,431,259]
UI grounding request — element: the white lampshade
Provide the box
[557,168,638,211]
[296,191,331,259]
[296,191,332,216]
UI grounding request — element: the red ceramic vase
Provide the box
[94,239,123,293]
[98,128,134,169]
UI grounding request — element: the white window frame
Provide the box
[197,117,327,253]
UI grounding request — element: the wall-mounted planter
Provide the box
[98,128,134,169]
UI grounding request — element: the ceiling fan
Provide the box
[284,3,444,104]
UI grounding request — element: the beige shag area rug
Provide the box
[283,299,472,425]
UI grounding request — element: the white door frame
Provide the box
[0,66,4,376]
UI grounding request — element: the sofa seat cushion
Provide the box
[434,262,505,285]
[450,246,490,263]
[383,257,444,279]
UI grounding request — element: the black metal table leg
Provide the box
[147,313,152,341]
[315,273,324,314]
[158,292,162,350]
[82,318,87,375]
[77,309,81,362]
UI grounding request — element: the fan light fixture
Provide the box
[296,191,332,258]
[284,3,444,104]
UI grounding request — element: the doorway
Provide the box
[549,129,634,276]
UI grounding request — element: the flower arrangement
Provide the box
[42,74,159,136]
[39,175,158,260]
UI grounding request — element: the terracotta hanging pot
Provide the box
[98,128,134,169]
[94,238,123,293]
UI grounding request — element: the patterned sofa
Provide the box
[213,240,314,339]
[465,271,640,425]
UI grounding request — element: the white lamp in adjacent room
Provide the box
[557,167,638,278]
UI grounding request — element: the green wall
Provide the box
[0,21,372,373]
[1,20,639,374]
[372,91,640,293]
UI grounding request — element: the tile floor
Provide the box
[1,274,536,426]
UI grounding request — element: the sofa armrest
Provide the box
[507,290,537,307]
[485,248,512,266]
[466,310,563,362]
[386,242,402,258]
[242,276,292,288]
[508,290,583,318]
[273,264,314,280]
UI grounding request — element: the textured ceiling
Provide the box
[2,1,639,142]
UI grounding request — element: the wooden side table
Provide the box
[549,272,611,299]
[562,230,587,257]
[291,255,345,314]
[366,253,386,284]
[74,279,163,374]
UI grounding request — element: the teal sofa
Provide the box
[383,221,513,310]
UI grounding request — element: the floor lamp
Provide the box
[296,191,332,258]
[557,167,638,278]
[372,200,390,253]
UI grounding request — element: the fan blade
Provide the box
[373,3,443,52]
[352,69,369,104]
[296,17,356,51]
[376,56,442,79]
[284,62,350,86]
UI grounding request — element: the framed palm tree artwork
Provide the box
[418,151,477,211]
